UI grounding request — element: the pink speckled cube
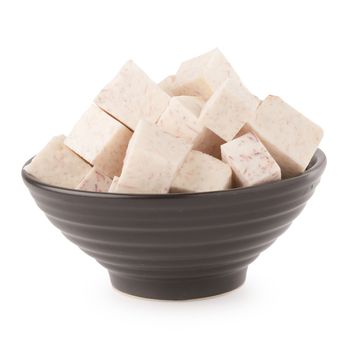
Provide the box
[158,75,177,96]
[221,132,281,187]
[173,48,242,100]
[117,120,192,194]
[246,95,323,176]
[171,150,232,193]
[199,78,260,142]
[76,167,112,192]
[157,97,203,144]
[157,96,224,159]
[64,104,132,178]
[94,60,170,130]
[24,135,91,189]
[108,176,120,193]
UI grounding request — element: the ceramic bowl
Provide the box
[22,149,326,300]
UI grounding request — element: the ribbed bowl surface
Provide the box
[22,149,326,300]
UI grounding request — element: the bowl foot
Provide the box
[109,268,247,300]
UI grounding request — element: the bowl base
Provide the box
[109,268,247,300]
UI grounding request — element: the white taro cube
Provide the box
[64,104,132,178]
[193,128,225,160]
[158,96,224,158]
[116,149,176,194]
[24,135,91,189]
[199,78,260,142]
[158,75,177,96]
[157,97,204,144]
[108,176,120,193]
[174,48,242,100]
[76,167,112,192]
[116,120,192,194]
[171,150,232,193]
[247,95,323,177]
[221,132,281,187]
[95,60,170,130]
[175,95,204,115]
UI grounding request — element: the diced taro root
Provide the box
[125,119,193,164]
[157,97,204,144]
[193,128,225,160]
[108,176,120,193]
[116,149,176,194]
[158,75,177,96]
[117,120,192,194]
[64,104,132,178]
[171,150,232,193]
[221,132,281,187]
[181,95,225,158]
[246,95,323,177]
[76,167,112,192]
[199,78,260,142]
[95,60,170,130]
[173,48,242,100]
[175,95,204,115]
[25,135,91,189]
[157,96,224,158]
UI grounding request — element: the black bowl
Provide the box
[22,149,326,300]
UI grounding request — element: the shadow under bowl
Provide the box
[22,149,326,300]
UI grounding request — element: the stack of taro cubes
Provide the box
[25,49,323,194]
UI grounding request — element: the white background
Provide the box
[1,0,349,349]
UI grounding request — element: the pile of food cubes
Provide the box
[25,49,323,194]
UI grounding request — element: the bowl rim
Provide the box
[22,148,326,199]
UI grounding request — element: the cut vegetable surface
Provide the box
[158,75,177,96]
[117,120,192,194]
[76,167,112,192]
[221,132,281,187]
[199,78,260,142]
[64,104,132,177]
[95,60,170,130]
[108,176,120,193]
[174,48,241,100]
[25,135,91,189]
[158,96,224,158]
[246,95,323,177]
[171,150,232,192]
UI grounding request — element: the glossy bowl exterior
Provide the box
[22,149,326,300]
